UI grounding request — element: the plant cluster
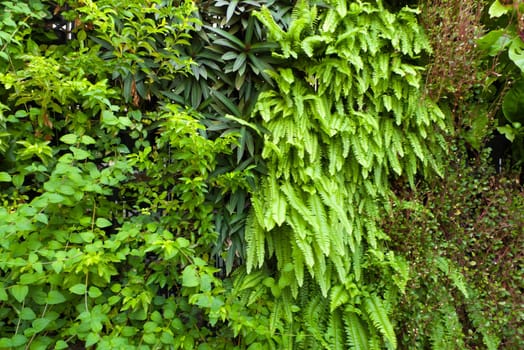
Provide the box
[240,0,447,348]
[384,144,523,349]
[477,0,524,166]
[0,1,251,348]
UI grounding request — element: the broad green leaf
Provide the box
[477,30,511,56]
[70,146,91,160]
[35,213,48,225]
[0,172,11,182]
[0,338,11,348]
[0,285,8,301]
[60,134,78,145]
[81,135,96,145]
[143,333,156,345]
[57,185,75,196]
[502,78,524,123]
[77,29,87,41]
[10,335,27,347]
[88,286,102,298]
[70,284,87,295]
[182,265,199,288]
[51,260,63,273]
[488,0,510,18]
[47,290,66,304]
[55,340,68,350]
[101,110,118,125]
[11,285,28,302]
[12,174,24,188]
[47,193,65,204]
[19,307,36,320]
[497,125,516,142]
[32,317,51,332]
[80,231,95,242]
[20,273,40,285]
[96,218,112,228]
[508,38,524,73]
[85,333,99,347]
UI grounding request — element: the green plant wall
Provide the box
[0,0,522,349]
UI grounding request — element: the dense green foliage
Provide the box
[0,0,522,349]
[386,145,523,349]
[0,1,248,348]
[241,1,446,348]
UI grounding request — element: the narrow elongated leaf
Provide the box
[205,26,245,50]
[211,90,241,117]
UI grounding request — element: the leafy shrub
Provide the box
[385,144,524,349]
[0,1,252,348]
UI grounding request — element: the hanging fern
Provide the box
[364,294,397,349]
[239,0,447,348]
[345,312,371,350]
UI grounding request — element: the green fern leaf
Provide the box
[353,244,362,282]
[344,312,370,350]
[270,178,287,226]
[364,295,397,349]
[253,7,285,42]
[292,242,305,286]
[327,310,345,350]
[309,195,330,255]
[270,298,282,335]
[330,284,349,312]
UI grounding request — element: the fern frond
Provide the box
[253,7,285,42]
[309,194,330,255]
[270,298,282,335]
[270,177,287,226]
[352,244,362,282]
[245,211,264,272]
[292,241,305,287]
[407,132,425,162]
[326,309,345,350]
[344,312,370,350]
[330,284,349,312]
[304,294,330,348]
[436,257,469,298]
[364,295,397,349]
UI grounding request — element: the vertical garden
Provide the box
[0,0,522,349]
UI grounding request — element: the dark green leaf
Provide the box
[212,90,241,117]
[232,53,247,72]
[205,26,245,50]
